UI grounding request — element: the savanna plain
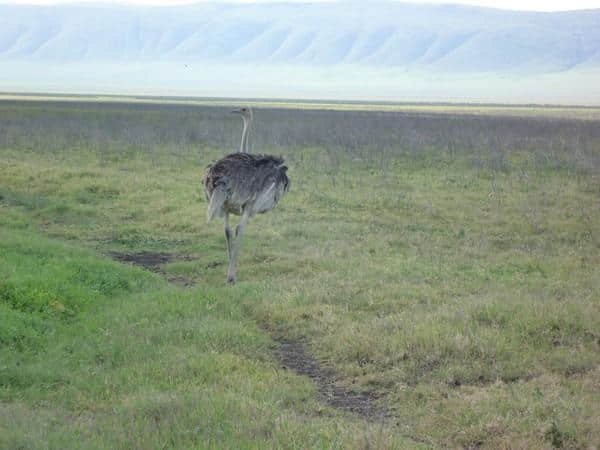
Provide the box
[1,99,599,449]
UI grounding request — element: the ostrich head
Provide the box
[231,106,253,124]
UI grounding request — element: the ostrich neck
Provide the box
[240,118,251,153]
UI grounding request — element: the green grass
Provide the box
[0,226,412,449]
[1,100,599,448]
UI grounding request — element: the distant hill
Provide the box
[1,2,599,103]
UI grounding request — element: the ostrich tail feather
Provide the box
[207,186,227,222]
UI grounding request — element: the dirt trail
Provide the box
[274,337,385,420]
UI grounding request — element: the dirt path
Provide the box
[274,337,385,420]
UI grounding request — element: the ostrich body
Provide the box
[203,107,290,283]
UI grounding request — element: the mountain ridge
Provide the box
[1,2,600,72]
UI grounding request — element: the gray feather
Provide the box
[203,153,290,219]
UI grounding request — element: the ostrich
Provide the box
[203,107,290,283]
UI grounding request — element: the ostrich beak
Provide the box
[231,108,242,114]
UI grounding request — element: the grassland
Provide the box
[3,92,600,120]
[1,99,599,448]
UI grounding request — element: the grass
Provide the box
[1,99,599,448]
[3,92,600,120]
[0,221,411,449]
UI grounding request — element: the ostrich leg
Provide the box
[224,213,233,261]
[227,210,251,284]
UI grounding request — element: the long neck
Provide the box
[240,118,251,153]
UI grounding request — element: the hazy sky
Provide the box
[2,0,600,12]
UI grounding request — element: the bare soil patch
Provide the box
[109,251,174,270]
[108,251,195,286]
[274,337,384,421]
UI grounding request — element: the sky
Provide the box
[2,0,600,12]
